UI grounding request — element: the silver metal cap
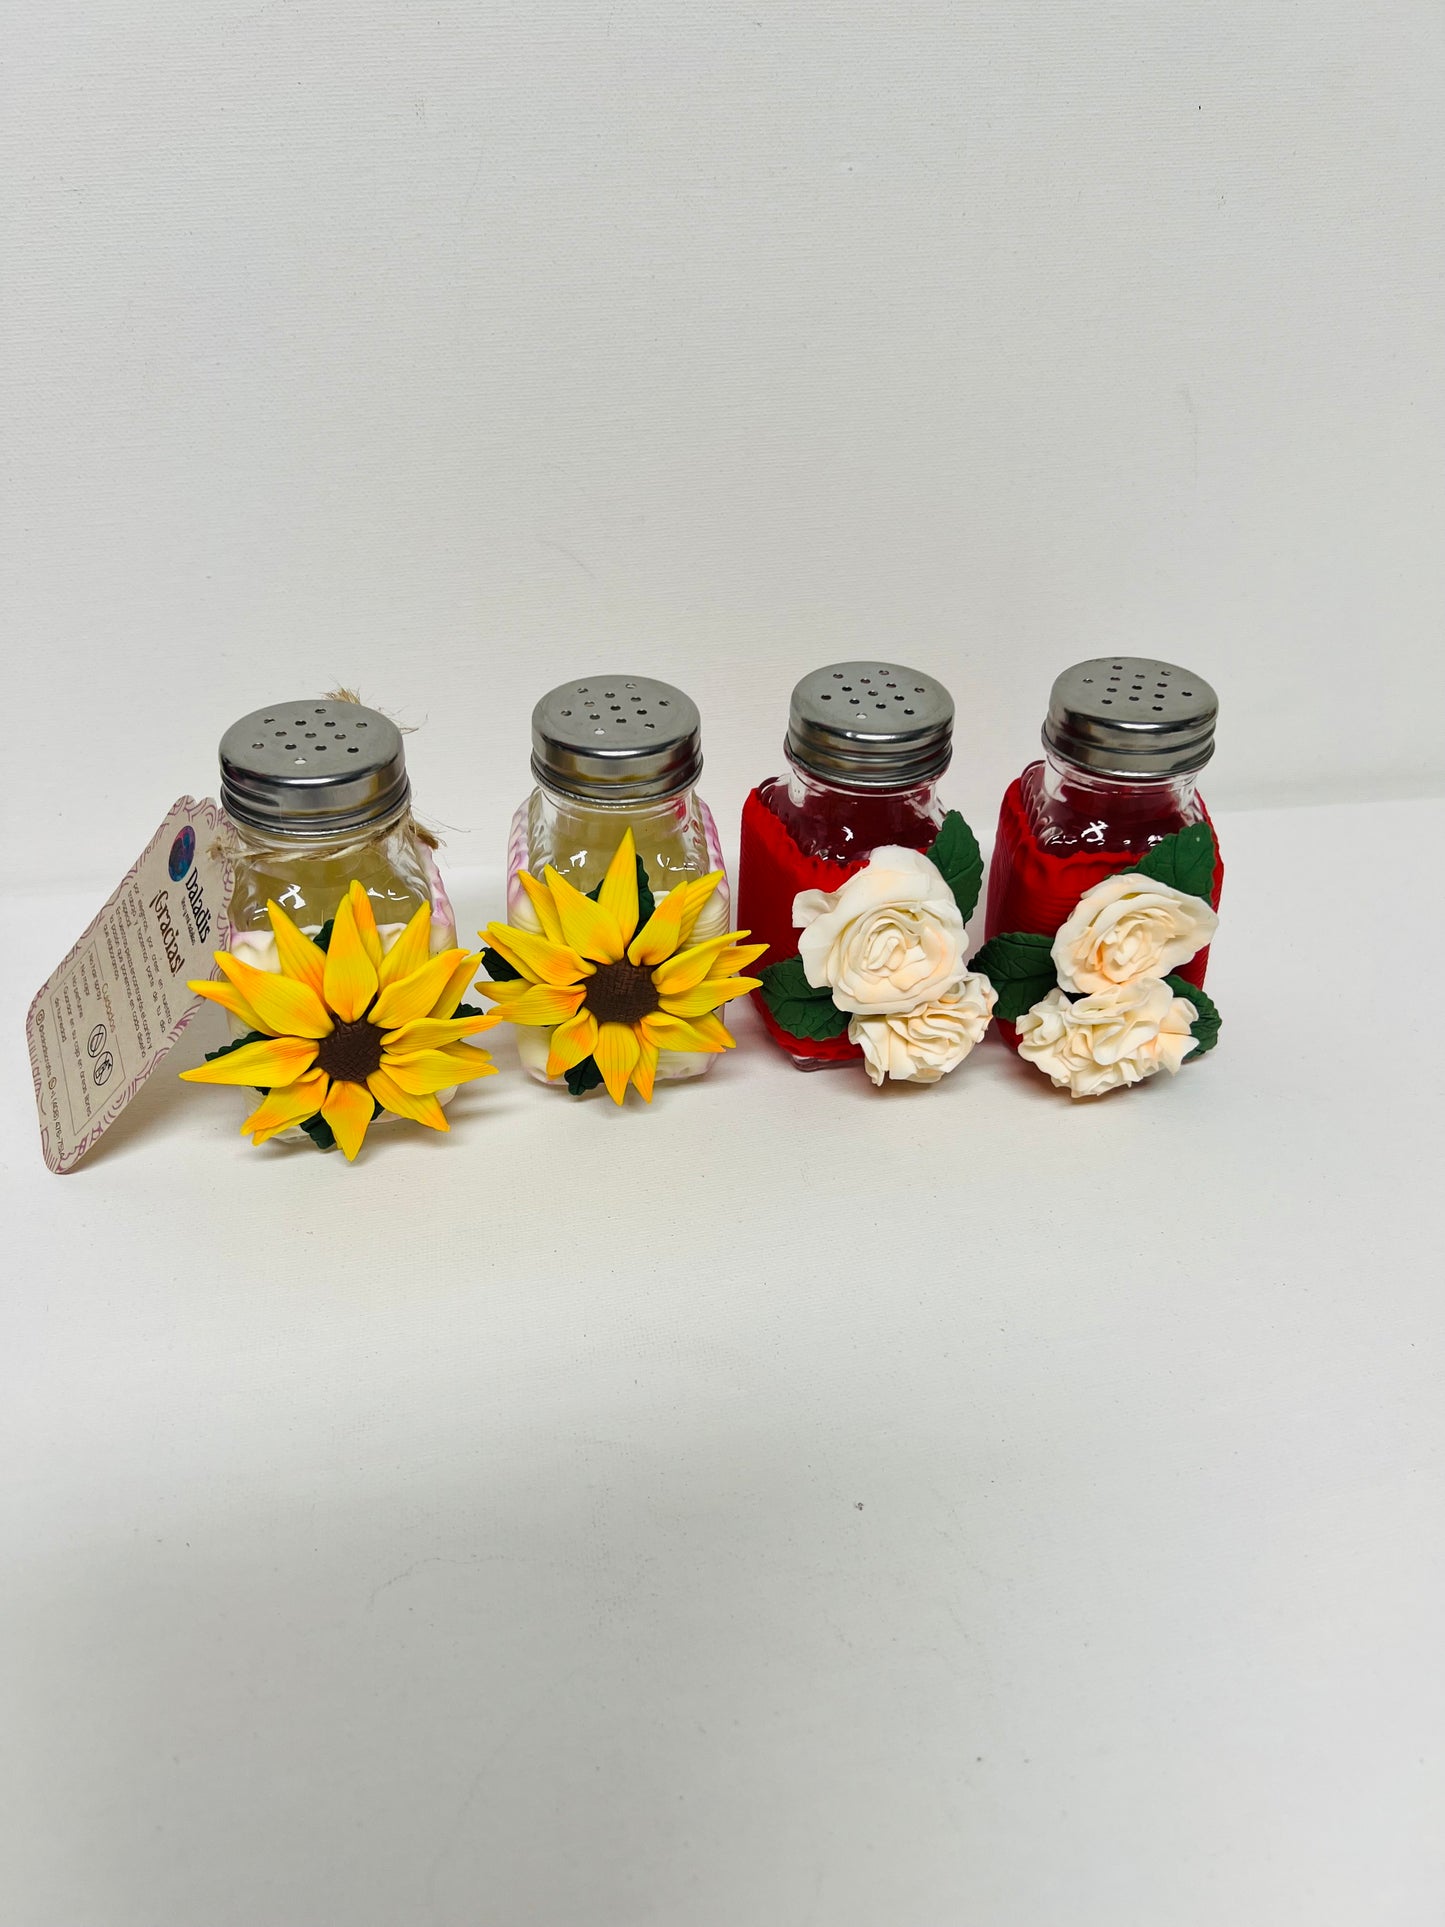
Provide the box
[219,700,410,838]
[785,662,954,789]
[1043,658,1218,779]
[531,676,703,804]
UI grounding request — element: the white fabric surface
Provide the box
[3,797,1442,1925]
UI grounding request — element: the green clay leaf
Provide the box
[481,947,523,982]
[298,1111,336,1152]
[758,955,850,1041]
[452,1002,488,1020]
[1126,823,1217,900]
[969,932,1058,1022]
[635,858,656,933]
[564,1055,605,1097]
[1165,974,1221,1058]
[926,810,984,924]
[312,917,335,956]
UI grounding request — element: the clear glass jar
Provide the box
[227,809,449,943]
[221,698,456,954]
[984,656,1221,1003]
[737,661,954,1069]
[217,697,459,1135]
[505,675,729,1085]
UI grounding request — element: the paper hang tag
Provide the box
[26,797,234,1174]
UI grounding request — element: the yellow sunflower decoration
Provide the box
[480,829,766,1104]
[181,882,499,1158]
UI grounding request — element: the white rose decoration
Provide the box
[1016,977,1198,1099]
[794,846,966,1015]
[1052,872,1218,995]
[848,972,997,1086]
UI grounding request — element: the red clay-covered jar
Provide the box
[737,662,955,1068]
[985,657,1222,1032]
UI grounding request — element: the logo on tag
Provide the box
[168,826,197,880]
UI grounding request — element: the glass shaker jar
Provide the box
[220,698,457,960]
[197,700,469,1148]
[218,698,463,1111]
[737,662,955,1068]
[504,675,730,1085]
[984,657,1222,1022]
[216,699,460,1141]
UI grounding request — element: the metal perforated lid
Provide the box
[1043,657,1218,779]
[219,699,410,837]
[531,676,703,803]
[785,662,954,789]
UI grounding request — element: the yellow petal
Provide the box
[516,870,566,945]
[180,1034,319,1087]
[638,1011,727,1055]
[658,975,762,1018]
[594,1021,641,1104]
[546,1009,599,1077]
[321,1076,375,1160]
[321,890,379,1025]
[494,982,589,1026]
[542,866,625,964]
[713,941,769,975]
[265,900,327,998]
[377,901,433,990]
[626,883,689,966]
[677,871,724,945]
[216,952,332,1039]
[369,948,468,1031]
[685,1010,736,1050]
[324,890,381,1022]
[432,1040,499,1082]
[380,1045,497,1095]
[367,1068,449,1132]
[483,922,591,987]
[596,828,640,945]
[632,1036,659,1103]
[380,1014,501,1052]
[474,975,533,1003]
[241,1071,330,1145]
[432,951,485,1020]
[489,982,587,1027]
[189,975,270,1034]
[348,880,384,969]
[652,929,750,996]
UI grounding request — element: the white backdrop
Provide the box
[4,1,1444,894]
[7,14,1445,1923]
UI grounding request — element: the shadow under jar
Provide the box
[984,656,1222,1037]
[737,662,955,1069]
[506,675,730,1086]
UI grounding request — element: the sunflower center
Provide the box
[314,1018,384,1084]
[584,959,661,1028]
